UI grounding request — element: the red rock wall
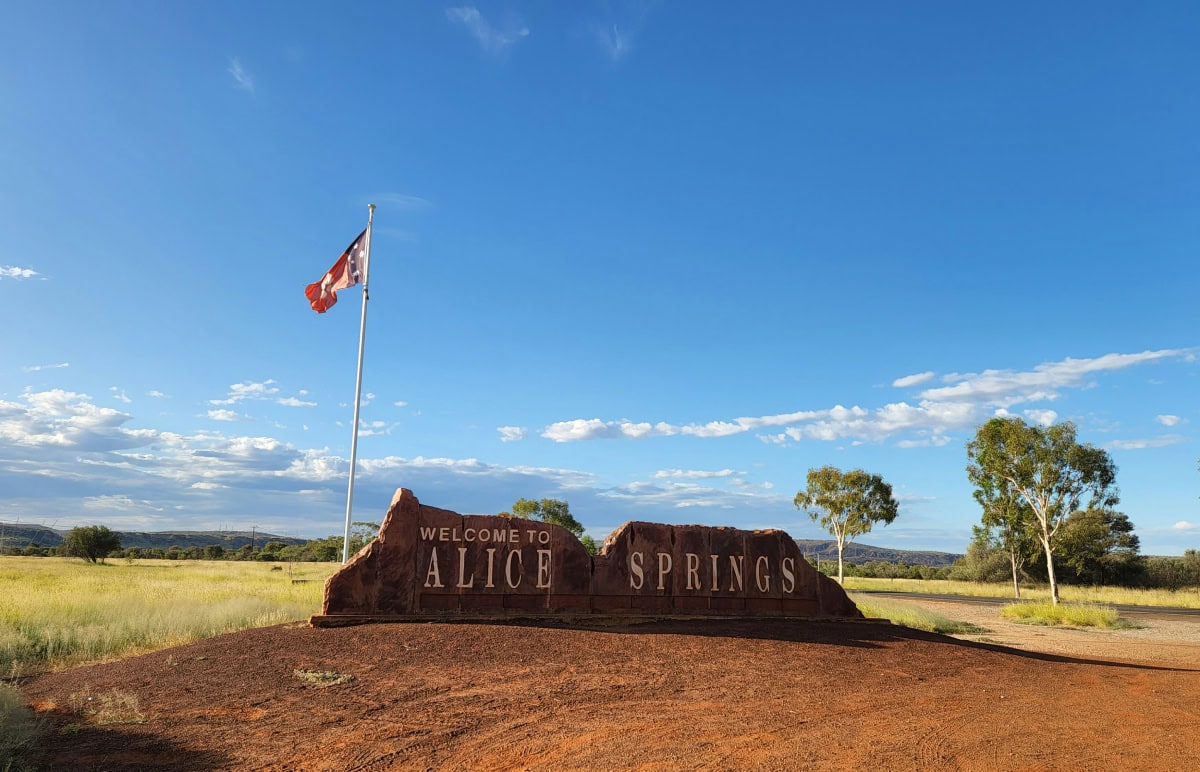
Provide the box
[321,488,861,619]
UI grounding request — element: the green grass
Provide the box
[0,557,340,674]
[999,601,1131,628]
[842,576,1200,609]
[848,593,988,635]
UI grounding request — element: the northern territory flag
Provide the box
[305,228,367,313]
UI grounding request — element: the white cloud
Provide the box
[1023,409,1057,426]
[394,400,408,408]
[920,349,1187,406]
[447,6,529,53]
[893,371,935,388]
[22,362,69,372]
[1171,521,1199,532]
[227,57,254,92]
[206,409,240,422]
[0,389,156,451]
[110,387,132,404]
[544,349,1193,446]
[147,390,167,398]
[210,379,279,406]
[82,494,163,514]
[189,482,226,490]
[277,396,316,408]
[1,266,40,280]
[653,469,740,480]
[497,426,526,443]
[1156,414,1183,427]
[1106,435,1187,450]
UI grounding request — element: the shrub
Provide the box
[1000,601,1127,628]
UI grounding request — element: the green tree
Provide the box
[62,525,122,564]
[203,545,225,560]
[946,531,1014,583]
[793,466,899,583]
[1052,507,1142,586]
[967,417,1118,605]
[505,498,595,555]
[347,521,380,555]
[971,469,1039,598]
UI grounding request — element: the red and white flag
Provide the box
[305,228,368,313]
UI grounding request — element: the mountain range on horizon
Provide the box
[0,522,965,565]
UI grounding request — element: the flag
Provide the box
[305,228,368,313]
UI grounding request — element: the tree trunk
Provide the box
[1040,535,1060,605]
[836,535,846,584]
[1009,545,1021,599]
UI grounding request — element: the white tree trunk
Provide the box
[1009,544,1021,599]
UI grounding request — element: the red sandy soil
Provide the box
[23,617,1200,770]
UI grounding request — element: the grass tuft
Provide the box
[848,594,987,635]
[68,685,145,725]
[999,601,1132,628]
[293,669,354,687]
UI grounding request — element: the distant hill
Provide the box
[0,524,305,551]
[793,539,962,567]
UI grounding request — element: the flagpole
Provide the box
[342,203,375,563]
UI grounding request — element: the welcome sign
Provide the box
[312,488,861,625]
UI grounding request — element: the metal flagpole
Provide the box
[342,203,375,563]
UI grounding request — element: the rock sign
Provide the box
[312,488,862,625]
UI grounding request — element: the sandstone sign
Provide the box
[311,488,862,625]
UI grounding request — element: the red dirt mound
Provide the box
[24,619,1200,770]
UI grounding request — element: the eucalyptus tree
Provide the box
[794,466,899,583]
[966,417,1118,605]
[972,472,1039,598]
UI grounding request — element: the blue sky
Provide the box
[1,2,1197,555]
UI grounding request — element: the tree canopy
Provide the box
[62,525,122,563]
[967,417,1117,604]
[505,498,597,555]
[794,466,898,583]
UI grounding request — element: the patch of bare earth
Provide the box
[22,611,1200,770]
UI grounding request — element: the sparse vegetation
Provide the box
[68,685,145,724]
[0,682,44,769]
[848,593,987,635]
[293,669,355,687]
[0,557,339,673]
[842,576,1200,608]
[999,601,1130,628]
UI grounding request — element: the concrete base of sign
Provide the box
[313,488,863,626]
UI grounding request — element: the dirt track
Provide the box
[22,612,1200,771]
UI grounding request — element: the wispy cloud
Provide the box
[147,390,168,398]
[497,426,526,443]
[206,409,241,422]
[373,193,431,211]
[109,387,132,404]
[1171,520,1200,533]
[893,371,935,388]
[1106,435,1187,450]
[541,348,1194,446]
[447,6,529,53]
[277,396,316,408]
[227,57,254,92]
[653,469,740,480]
[1,266,41,280]
[595,24,631,62]
[210,379,279,406]
[22,362,69,373]
[1156,414,1184,427]
[393,400,408,408]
